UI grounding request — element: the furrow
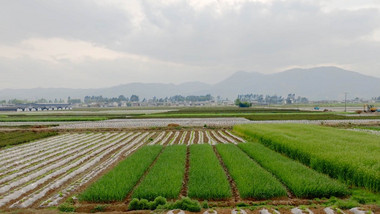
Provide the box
[0,133,101,176]
[11,133,135,208]
[41,132,145,207]
[149,131,166,145]
[0,133,105,185]
[0,133,121,197]
[225,130,245,143]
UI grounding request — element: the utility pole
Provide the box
[344,92,348,112]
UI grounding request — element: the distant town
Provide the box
[1,94,380,112]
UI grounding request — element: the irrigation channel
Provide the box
[0,130,243,209]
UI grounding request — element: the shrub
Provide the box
[202,200,209,209]
[91,205,106,213]
[58,203,76,212]
[128,196,200,212]
[236,202,249,207]
[128,198,140,210]
[138,199,150,210]
[335,199,359,209]
[149,196,167,209]
[173,197,201,212]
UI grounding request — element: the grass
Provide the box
[215,144,287,199]
[79,145,163,202]
[355,126,380,131]
[0,114,127,122]
[187,144,232,200]
[152,107,304,114]
[238,142,349,198]
[128,106,380,120]
[3,106,380,121]
[0,130,58,148]
[243,113,374,120]
[132,145,187,200]
[234,124,380,192]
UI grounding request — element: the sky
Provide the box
[0,0,380,89]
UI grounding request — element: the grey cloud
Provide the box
[0,0,129,43]
[0,0,380,90]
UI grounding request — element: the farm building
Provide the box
[0,104,72,112]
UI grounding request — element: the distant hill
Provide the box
[1,66,379,101]
[209,66,380,100]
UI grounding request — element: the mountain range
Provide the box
[1,66,379,101]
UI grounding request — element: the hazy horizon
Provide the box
[0,66,379,91]
[1,0,380,90]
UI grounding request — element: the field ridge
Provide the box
[212,145,241,202]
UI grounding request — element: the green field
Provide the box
[0,130,58,147]
[0,114,128,122]
[2,106,380,121]
[234,124,380,192]
[72,124,380,212]
[132,145,187,200]
[215,144,287,199]
[79,145,162,202]
[355,126,380,131]
[187,144,232,200]
[129,107,380,120]
[238,143,349,198]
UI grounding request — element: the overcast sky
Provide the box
[1,0,380,89]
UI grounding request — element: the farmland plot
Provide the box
[187,144,232,200]
[0,131,58,148]
[132,145,187,200]
[234,124,380,192]
[0,129,239,209]
[3,132,130,208]
[238,143,348,198]
[78,145,163,202]
[215,144,287,199]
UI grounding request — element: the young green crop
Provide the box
[238,142,349,198]
[187,144,232,200]
[215,144,287,199]
[79,145,162,202]
[0,131,58,147]
[234,124,380,192]
[132,145,187,200]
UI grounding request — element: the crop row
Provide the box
[79,145,163,202]
[41,132,153,207]
[234,124,380,192]
[80,144,233,202]
[0,130,58,148]
[82,141,348,203]
[0,129,242,209]
[187,144,232,200]
[12,133,135,208]
[132,145,187,200]
[216,144,287,199]
[0,132,157,208]
[3,133,130,208]
[238,143,348,198]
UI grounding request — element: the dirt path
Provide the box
[212,146,240,203]
[124,146,165,203]
[179,146,190,198]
